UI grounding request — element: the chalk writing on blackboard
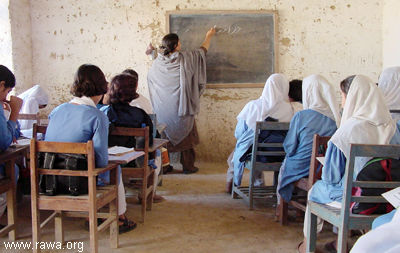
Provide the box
[168,11,277,86]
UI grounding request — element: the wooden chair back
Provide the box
[30,139,119,253]
[307,134,331,189]
[306,144,400,253]
[18,113,40,125]
[32,123,47,139]
[232,121,290,209]
[109,126,153,222]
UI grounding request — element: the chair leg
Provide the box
[249,170,254,210]
[109,197,118,249]
[306,211,317,253]
[337,227,348,253]
[279,200,288,226]
[31,196,40,253]
[6,161,17,241]
[88,177,98,253]
[147,171,154,211]
[54,211,64,245]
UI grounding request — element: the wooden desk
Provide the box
[0,145,29,240]
[149,138,169,153]
[108,151,145,164]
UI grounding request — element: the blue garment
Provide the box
[397,120,400,133]
[233,119,286,186]
[45,103,110,184]
[0,105,18,152]
[310,130,400,204]
[278,110,337,202]
[372,209,396,229]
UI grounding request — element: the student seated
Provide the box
[277,74,340,203]
[122,69,153,114]
[44,64,136,233]
[225,74,294,191]
[351,209,400,253]
[0,65,23,221]
[378,66,400,121]
[18,84,49,137]
[297,75,400,253]
[289,79,303,113]
[101,73,164,203]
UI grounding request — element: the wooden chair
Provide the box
[18,113,40,125]
[279,134,331,225]
[30,139,119,253]
[306,144,400,253]
[32,123,47,139]
[232,121,289,209]
[109,126,153,223]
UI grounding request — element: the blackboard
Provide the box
[167,11,278,88]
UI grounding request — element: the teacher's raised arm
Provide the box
[200,27,216,51]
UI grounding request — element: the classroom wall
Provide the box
[0,0,13,75]
[8,0,33,93]
[382,0,400,68]
[12,0,384,162]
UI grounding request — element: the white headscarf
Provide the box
[18,85,49,130]
[330,75,396,158]
[351,209,400,253]
[237,73,293,131]
[302,74,341,127]
[378,66,400,120]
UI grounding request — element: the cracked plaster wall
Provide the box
[13,0,387,162]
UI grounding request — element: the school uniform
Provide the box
[278,75,340,202]
[45,96,127,215]
[230,74,294,186]
[303,75,399,235]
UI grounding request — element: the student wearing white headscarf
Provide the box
[298,75,400,253]
[18,84,49,137]
[378,66,400,122]
[278,74,340,202]
[350,209,400,253]
[228,74,294,187]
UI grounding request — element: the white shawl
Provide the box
[237,73,293,131]
[302,74,341,127]
[330,75,396,158]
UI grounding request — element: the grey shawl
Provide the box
[147,49,206,145]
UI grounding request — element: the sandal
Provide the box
[297,241,305,253]
[118,216,137,234]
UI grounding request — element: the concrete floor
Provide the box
[0,162,348,253]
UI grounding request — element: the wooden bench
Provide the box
[232,121,289,209]
[306,144,400,253]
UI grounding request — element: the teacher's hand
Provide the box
[206,27,216,38]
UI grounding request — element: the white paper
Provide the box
[13,138,31,147]
[108,151,145,164]
[108,146,134,155]
[382,187,400,209]
[316,156,325,166]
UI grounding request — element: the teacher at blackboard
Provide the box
[147,27,215,174]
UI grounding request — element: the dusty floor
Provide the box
[0,162,350,253]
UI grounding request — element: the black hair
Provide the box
[109,73,139,104]
[289,79,302,103]
[340,75,355,95]
[0,65,16,88]
[160,33,179,56]
[122,69,138,79]
[70,64,108,97]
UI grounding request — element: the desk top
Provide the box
[149,138,169,152]
[0,145,29,162]
[108,151,145,164]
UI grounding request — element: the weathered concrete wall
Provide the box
[8,0,33,93]
[24,0,383,162]
[383,0,400,68]
[0,0,13,75]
